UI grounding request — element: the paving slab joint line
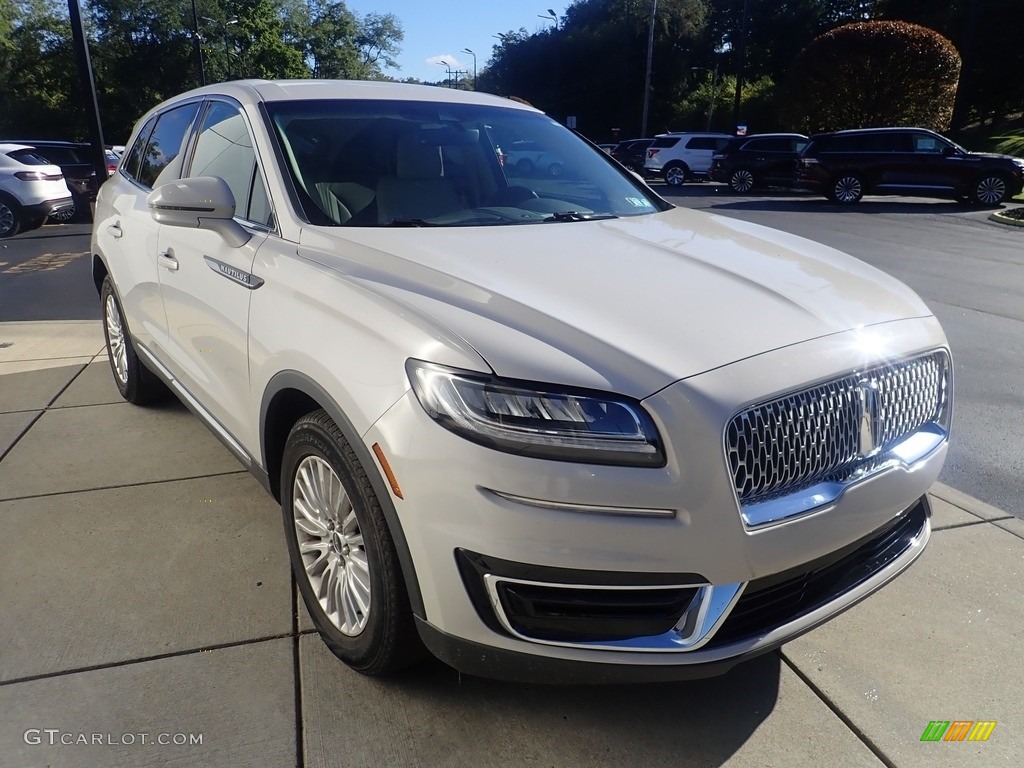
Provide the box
[929,483,1024,542]
[779,651,899,768]
[0,362,88,463]
[0,469,250,504]
[292,571,306,768]
[0,631,300,688]
[932,516,1016,533]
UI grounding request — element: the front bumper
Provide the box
[364,319,949,680]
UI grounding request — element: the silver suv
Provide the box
[644,132,732,186]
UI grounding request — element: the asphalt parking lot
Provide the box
[1,204,1022,767]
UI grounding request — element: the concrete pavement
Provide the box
[1,320,1020,767]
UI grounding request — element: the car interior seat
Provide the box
[376,133,463,224]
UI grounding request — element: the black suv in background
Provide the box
[710,133,809,192]
[610,138,654,173]
[797,127,1024,205]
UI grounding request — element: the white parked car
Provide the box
[644,131,733,186]
[92,80,952,683]
[0,143,74,237]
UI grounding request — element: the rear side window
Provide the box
[6,150,50,166]
[652,137,680,148]
[123,117,157,182]
[685,137,721,151]
[136,102,202,189]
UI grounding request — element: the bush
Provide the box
[785,21,961,133]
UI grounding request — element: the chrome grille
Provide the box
[726,351,949,505]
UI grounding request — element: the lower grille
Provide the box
[707,497,928,647]
[726,351,949,506]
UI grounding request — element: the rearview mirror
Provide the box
[147,176,251,247]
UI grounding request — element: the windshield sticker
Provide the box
[624,197,654,209]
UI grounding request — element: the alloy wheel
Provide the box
[0,202,14,236]
[975,176,1006,206]
[665,166,686,186]
[729,169,755,193]
[292,455,371,636]
[104,294,129,385]
[833,176,863,203]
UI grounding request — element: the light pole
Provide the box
[691,63,719,131]
[641,0,657,139]
[461,48,477,90]
[202,16,238,81]
[190,0,206,86]
[732,0,751,133]
[436,60,454,88]
[538,10,557,28]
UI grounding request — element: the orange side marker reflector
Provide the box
[372,443,404,500]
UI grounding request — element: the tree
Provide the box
[785,20,961,132]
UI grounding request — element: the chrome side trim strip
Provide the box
[135,345,252,467]
[482,575,745,653]
[482,488,676,518]
[740,424,947,529]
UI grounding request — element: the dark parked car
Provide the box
[710,133,809,192]
[1,140,113,221]
[610,138,654,173]
[796,127,1024,205]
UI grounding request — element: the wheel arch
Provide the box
[92,253,110,295]
[260,370,426,619]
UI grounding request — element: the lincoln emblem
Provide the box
[856,378,881,457]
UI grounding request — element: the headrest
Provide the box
[396,135,443,180]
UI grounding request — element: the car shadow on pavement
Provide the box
[304,647,782,766]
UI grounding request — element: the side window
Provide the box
[123,117,157,182]
[912,134,943,153]
[189,101,271,226]
[137,102,202,189]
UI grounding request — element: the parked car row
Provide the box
[0,140,118,236]
[623,125,1023,206]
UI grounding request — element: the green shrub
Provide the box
[785,21,961,133]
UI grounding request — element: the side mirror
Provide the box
[942,145,958,157]
[147,176,251,247]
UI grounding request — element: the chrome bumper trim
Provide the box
[482,488,676,519]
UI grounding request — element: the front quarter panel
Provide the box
[246,234,490,458]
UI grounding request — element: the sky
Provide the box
[342,0,571,85]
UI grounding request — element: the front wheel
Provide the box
[728,169,755,193]
[101,276,166,404]
[0,196,21,238]
[282,410,422,675]
[971,175,1009,206]
[828,174,864,204]
[664,163,688,187]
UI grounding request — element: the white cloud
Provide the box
[426,54,463,70]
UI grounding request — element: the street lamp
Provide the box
[691,64,720,131]
[435,60,454,88]
[538,10,557,27]
[202,15,238,81]
[461,48,477,90]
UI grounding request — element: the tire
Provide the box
[100,276,166,404]
[547,162,564,178]
[0,195,21,238]
[728,168,755,194]
[829,174,864,204]
[971,175,1009,207]
[664,163,688,187]
[282,410,421,675]
[515,158,534,176]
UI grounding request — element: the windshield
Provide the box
[266,99,666,227]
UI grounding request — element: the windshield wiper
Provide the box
[543,211,619,222]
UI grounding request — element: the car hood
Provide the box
[298,207,933,397]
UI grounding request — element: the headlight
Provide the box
[406,360,665,467]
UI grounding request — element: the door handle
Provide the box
[107,223,123,239]
[158,250,179,271]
